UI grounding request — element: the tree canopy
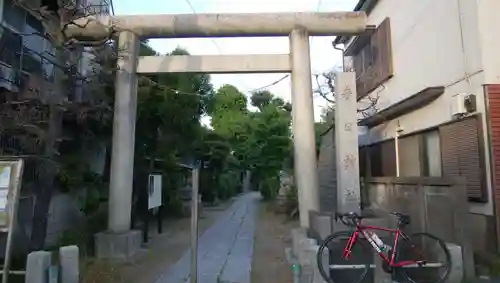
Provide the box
[210,87,293,199]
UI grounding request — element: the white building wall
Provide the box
[477,0,500,84]
[357,0,494,215]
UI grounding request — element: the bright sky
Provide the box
[113,0,358,122]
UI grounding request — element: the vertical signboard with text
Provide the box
[0,165,11,230]
[0,159,24,283]
[148,174,162,210]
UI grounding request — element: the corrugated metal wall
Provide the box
[487,85,500,223]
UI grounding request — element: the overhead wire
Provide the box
[310,0,323,47]
[183,0,222,54]
[247,75,290,93]
[139,73,293,97]
[172,0,344,99]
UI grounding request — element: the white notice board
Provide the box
[0,159,24,283]
[148,174,162,209]
[0,166,11,229]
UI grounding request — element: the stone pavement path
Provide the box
[155,192,260,283]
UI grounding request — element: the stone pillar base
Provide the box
[95,230,142,260]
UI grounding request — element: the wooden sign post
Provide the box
[190,161,201,283]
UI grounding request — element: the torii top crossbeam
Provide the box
[68,12,367,39]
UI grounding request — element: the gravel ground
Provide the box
[81,196,300,283]
[251,202,299,283]
[81,199,235,283]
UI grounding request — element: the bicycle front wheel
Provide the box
[395,232,451,283]
[317,231,373,283]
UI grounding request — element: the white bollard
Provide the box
[445,243,464,283]
[59,245,79,283]
[25,251,51,283]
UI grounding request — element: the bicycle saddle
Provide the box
[390,212,410,224]
[335,212,364,219]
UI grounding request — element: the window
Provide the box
[0,28,22,68]
[0,4,58,95]
[398,130,442,177]
[3,0,26,31]
[369,139,396,177]
[359,146,368,177]
[399,134,422,176]
[422,130,442,177]
[348,17,393,98]
[369,143,382,177]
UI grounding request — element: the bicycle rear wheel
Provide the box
[395,232,451,283]
[317,231,373,283]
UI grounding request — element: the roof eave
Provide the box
[332,0,379,46]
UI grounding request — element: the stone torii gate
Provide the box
[67,12,367,259]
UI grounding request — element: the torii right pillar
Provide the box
[334,72,361,214]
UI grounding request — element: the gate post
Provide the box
[108,30,140,233]
[290,28,320,228]
[96,30,142,260]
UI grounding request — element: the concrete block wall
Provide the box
[0,191,84,258]
[317,128,337,213]
[45,193,85,247]
[292,215,465,283]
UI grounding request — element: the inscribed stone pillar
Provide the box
[334,72,361,214]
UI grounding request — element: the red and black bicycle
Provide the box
[317,212,451,283]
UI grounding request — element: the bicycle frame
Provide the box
[343,223,420,268]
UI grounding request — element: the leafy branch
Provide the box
[313,71,381,122]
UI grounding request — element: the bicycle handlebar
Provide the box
[334,212,362,227]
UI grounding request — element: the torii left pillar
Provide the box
[94,31,142,260]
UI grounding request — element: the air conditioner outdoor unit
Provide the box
[451,93,468,117]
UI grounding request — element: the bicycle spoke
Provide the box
[395,233,451,283]
[317,231,372,283]
[330,264,376,269]
[399,262,447,268]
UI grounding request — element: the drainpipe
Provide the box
[395,122,404,177]
[332,43,345,72]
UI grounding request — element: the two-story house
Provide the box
[334,0,500,252]
[0,0,113,249]
[0,0,113,100]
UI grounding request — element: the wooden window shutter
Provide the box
[439,115,487,202]
[356,17,394,98]
[381,139,396,176]
[374,17,394,85]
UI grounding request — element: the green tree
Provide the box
[195,127,233,202]
[210,84,248,139]
[209,85,292,200]
[133,45,215,210]
[247,94,292,199]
